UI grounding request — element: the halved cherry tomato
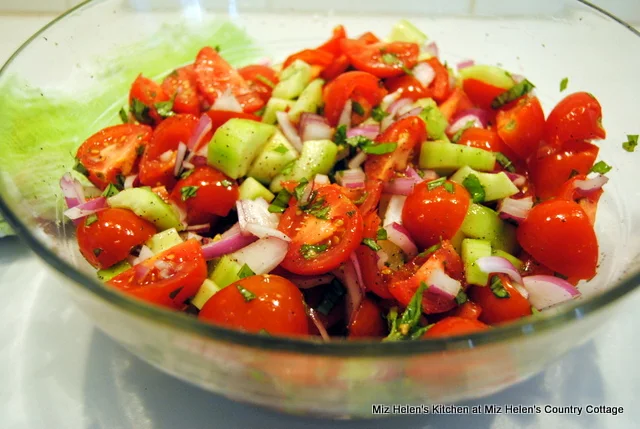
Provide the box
[424,317,489,338]
[364,116,427,182]
[384,75,429,101]
[278,185,363,275]
[468,274,532,325]
[462,78,508,111]
[528,140,599,199]
[317,25,347,55]
[76,124,152,190]
[322,71,387,126]
[457,127,519,167]
[108,239,207,310]
[545,92,606,146]
[237,65,279,105]
[496,95,545,160]
[448,300,482,320]
[355,212,393,299]
[129,74,170,124]
[402,180,470,249]
[356,32,380,45]
[556,174,604,226]
[199,274,309,336]
[340,180,384,216]
[438,87,474,122]
[76,208,156,269]
[321,55,350,82]
[194,46,264,113]
[283,49,334,70]
[423,57,451,102]
[340,39,419,78]
[388,241,464,314]
[161,65,200,115]
[348,297,386,338]
[169,165,238,225]
[205,110,260,135]
[517,199,598,279]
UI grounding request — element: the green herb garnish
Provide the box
[180,186,199,201]
[93,248,102,257]
[362,142,397,155]
[236,284,257,302]
[590,160,612,174]
[316,279,346,315]
[362,238,382,252]
[443,182,454,194]
[333,124,347,145]
[455,290,468,305]
[300,243,329,260]
[418,243,441,258]
[426,177,446,191]
[255,74,275,89]
[237,264,255,279]
[154,95,176,119]
[85,214,98,226]
[293,178,310,202]
[496,152,515,173]
[559,77,569,92]
[451,120,476,143]
[180,169,194,180]
[352,101,365,116]
[384,282,429,341]
[119,107,129,124]
[273,144,289,154]
[353,192,368,205]
[131,98,153,124]
[371,106,388,122]
[73,159,89,177]
[268,189,291,213]
[101,183,119,198]
[622,134,638,153]
[377,227,388,241]
[220,179,232,187]
[489,275,510,299]
[462,174,486,203]
[491,79,535,109]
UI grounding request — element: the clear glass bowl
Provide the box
[1,0,639,418]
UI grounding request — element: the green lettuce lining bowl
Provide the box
[1,0,639,418]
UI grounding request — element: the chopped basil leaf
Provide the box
[426,177,446,191]
[180,169,194,179]
[531,306,540,315]
[220,179,232,187]
[559,77,569,92]
[73,159,89,177]
[293,178,310,202]
[300,243,329,260]
[168,287,183,299]
[93,248,102,257]
[101,183,119,198]
[237,264,255,279]
[386,307,399,333]
[131,98,153,124]
[376,227,388,241]
[280,160,296,176]
[590,160,612,174]
[443,182,454,194]
[115,174,126,190]
[505,119,517,131]
[154,95,175,119]
[236,284,257,302]
[352,100,365,116]
[490,275,510,299]
[268,189,291,213]
[346,210,355,217]
[334,124,348,145]
[316,279,346,315]
[622,134,638,153]
[384,282,428,341]
[273,144,289,154]
[451,121,476,143]
[418,243,441,258]
[180,186,199,201]
[462,174,485,203]
[119,107,129,124]
[85,214,98,226]
[362,238,382,251]
[455,290,468,305]
[136,145,145,156]
[496,152,515,173]
[255,106,266,117]
[300,191,330,220]
[371,106,388,122]
[258,329,271,336]
[362,142,397,155]
[491,79,535,109]
[408,324,432,339]
[255,74,275,89]
[353,192,368,205]
[569,169,580,179]
[380,52,412,75]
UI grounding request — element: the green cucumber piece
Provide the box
[419,141,496,174]
[388,19,428,45]
[108,188,183,231]
[97,261,131,282]
[459,65,514,90]
[461,238,492,286]
[191,279,222,310]
[239,177,275,202]
[208,119,276,179]
[288,78,325,122]
[451,228,465,255]
[210,255,242,288]
[273,60,312,100]
[262,98,294,125]
[492,249,523,269]
[450,165,519,201]
[247,130,299,185]
[460,204,518,253]
[415,98,448,140]
[145,228,183,254]
[270,139,338,193]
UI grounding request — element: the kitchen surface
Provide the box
[1,2,639,428]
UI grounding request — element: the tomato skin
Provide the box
[169,166,238,224]
[438,87,474,122]
[161,66,201,115]
[364,116,427,181]
[496,96,545,160]
[76,124,152,190]
[356,32,380,44]
[384,75,429,101]
[317,25,347,55]
[341,39,419,78]
[278,185,363,275]
[448,301,482,320]
[424,317,489,338]
[139,114,199,188]
[237,65,279,105]
[323,71,387,126]
[283,49,334,70]
[517,199,598,279]
[129,74,170,124]
[555,174,603,226]
[194,46,264,113]
[108,240,207,310]
[355,212,393,299]
[199,275,310,336]
[457,127,519,167]
[402,181,471,250]
[348,297,386,338]
[423,58,451,102]
[76,208,156,269]
[545,92,605,146]
[321,55,350,81]
[462,78,508,111]
[528,140,599,200]
[468,275,532,325]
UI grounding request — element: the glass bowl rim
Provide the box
[1,0,639,357]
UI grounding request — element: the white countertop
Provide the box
[1,14,639,429]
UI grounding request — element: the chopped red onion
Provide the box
[574,174,608,196]
[397,107,424,120]
[173,142,188,177]
[243,224,291,242]
[159,150,174,163]
[413,62,436,87]
[299,181,314,205]
[427,267,462,299]
[211,88,242,112]
[288,274,335,289]
[505,172,527,188]
[421,170,439,181]
[457,59,475,70]
[60,173,86,209]
[134,263,151,281]
[276,110,303,152]
[314,174,330,186]
[475,256,524,285]
[63,197,107,222]
[307,307,330,341]
[376,248,389,271]
[381,90,401,108]
[221,223,241,239]
[383,195,406,227]
[383,178,418,196]
[338,99,352,128]
[190,155,208,167]
[187,114,213,151]
[186,223,210,233]
[336,169,366,189]
[182,161,195,170]
[446,108,490,135]
[132,245,154,265]
[300,113,333,142]
[422,41,439,57]
[123,175,138,189]
[333,260,364,325]
[385,222,418,259]
[350,253,365,292]
[346,124,379,139]
[236,198,289,241]
[513,283,529,300]
[498,196,534,223]
[521,275,581,310]
[231,236,289,274]
[405,167,422,181]
[347,151,367,170]
[386,98,413,116]
[201,232,257,260]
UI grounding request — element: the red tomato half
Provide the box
[283,49,334,70]
[384,75,429,101]
[278,185,363,275]
[199,274,309,336]
[161,66,201,115]
[238,65,279,105]
[341,39,419,78]
[468,274,532,325]
[76,208,156,269]
[424,317,489,338]
[462,78,508,111]
[423,57,451,102]
[75,124,152,190]
[496,96,545,160]
[448,301,482,320]
[317,25,347,56]
[108,239,207,310]
[457,127,519,168]
[129,74,170,124]
[348,297,387,338]
[438,87,474,122]
[545,92,606,146]
[322,71,387,126]
[355,212,393,299]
